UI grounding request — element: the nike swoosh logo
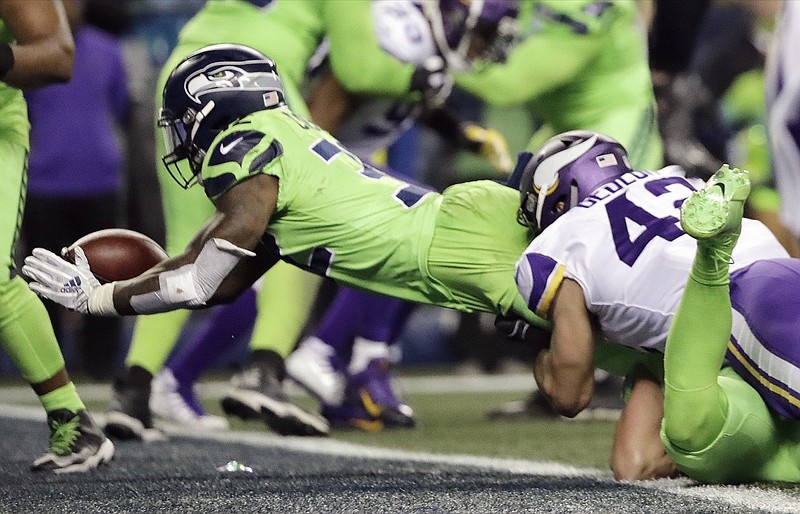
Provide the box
[219,136,245,155]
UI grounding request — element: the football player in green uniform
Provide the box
[0,0,113,472]
[457,0,661,168]
[115,0,456,440]
[24,44,541,335]
[153,0,520,433]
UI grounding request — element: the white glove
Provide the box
[22,247,100,314]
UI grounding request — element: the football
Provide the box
[63,228,168,283]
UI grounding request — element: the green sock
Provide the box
[126,309,190,374]
[0,277,65,384]
[40,381,85,413]
[663,274,731,451]
[689,237,736,287]
[250,261,321,358]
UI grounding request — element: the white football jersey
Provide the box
[515,166,789,353]
[334,1,436,159]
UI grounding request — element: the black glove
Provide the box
[494,315,550,355]
[410,55,453,109]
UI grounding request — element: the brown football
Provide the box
[63,229,168,283]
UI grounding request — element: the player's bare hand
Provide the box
[22,247,100,314]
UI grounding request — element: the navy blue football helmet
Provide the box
[158,44,285,188]
[518,130,632,231]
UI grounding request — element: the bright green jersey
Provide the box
[201,106,445,304]
[455,0,660,169]
[201,106,544,317]
[323,0,415,97]
[0,20,28,150]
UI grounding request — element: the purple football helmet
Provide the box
[421,0,519,71]
[518,130,633,231]
[158,44,285,188]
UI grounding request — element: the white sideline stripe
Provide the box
[0,373,538,403]
[2,403,797,513]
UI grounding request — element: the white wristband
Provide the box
[88,282,118,316]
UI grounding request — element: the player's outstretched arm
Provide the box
[24,175,280,316]
[0,0,74,88]
[610,369,678,481]
[533,278,595,418]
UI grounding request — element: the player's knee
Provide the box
[664,387,726,452]
[663,412,711,452]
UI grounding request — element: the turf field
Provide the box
[2,373,800,513]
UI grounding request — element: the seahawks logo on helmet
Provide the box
[159,44,287,190]
[184,59,284,108]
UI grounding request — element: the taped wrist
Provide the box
[0,43,14,80]
[88,283,118,316]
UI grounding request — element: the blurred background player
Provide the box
[107,0,454,440]
[20,0,130,381]
[0,0,114,472]
[154,0,521,432]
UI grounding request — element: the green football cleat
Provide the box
[680,164,751,240]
